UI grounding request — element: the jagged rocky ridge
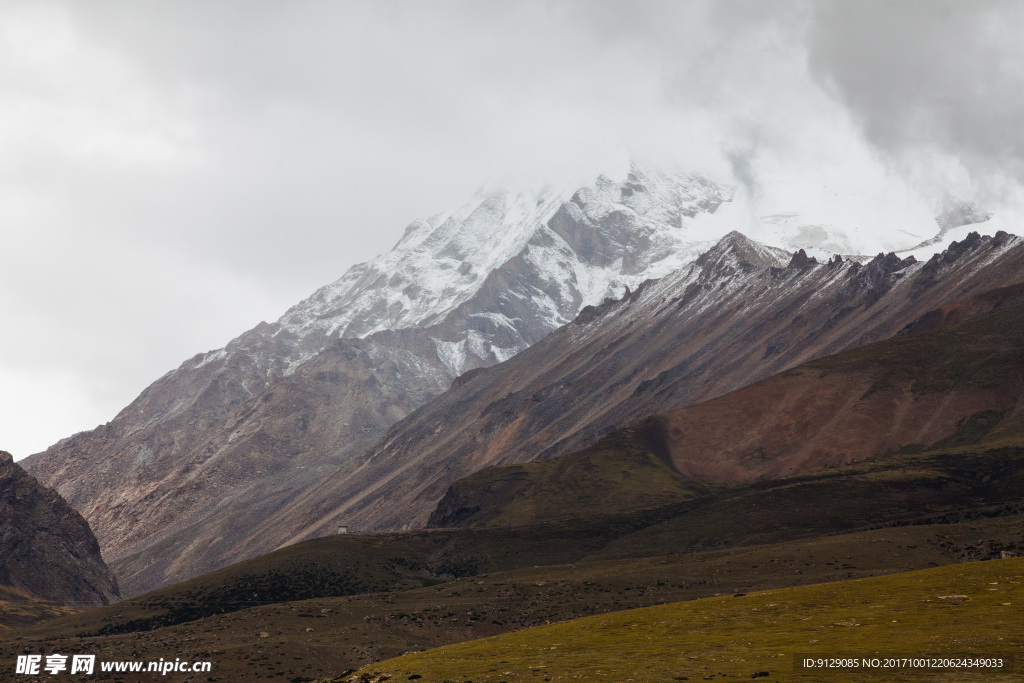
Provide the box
[429,277,1024,532]
[0,451,119,607]
[24,165,737,595]
[261,231,1024,544]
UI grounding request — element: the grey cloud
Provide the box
[726,141,762,200]
[806,0,1024,177]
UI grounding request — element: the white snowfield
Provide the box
[278,185,570,340]
[192,161,994,382]
[278,164,732,340]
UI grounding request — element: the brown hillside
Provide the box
[428,282,1024,530]
[636,283,1024,481]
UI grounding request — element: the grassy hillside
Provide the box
[3,516,1022,682]
[22,522,652,638]
[422,435,1024,564]
[348,556,1024,682]
[11,433,1022,646]
[586,440,1024,561]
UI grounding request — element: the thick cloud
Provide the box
[806,0,1024,198]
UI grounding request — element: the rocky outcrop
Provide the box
[0,451,119,606]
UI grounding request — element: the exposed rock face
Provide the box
[0,451,119,607]
[24,164,738,595]
[263,232,1024,541]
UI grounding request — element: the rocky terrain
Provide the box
[264,231,1024,542]
[6,276,1024,674]
[429,280,1024,528]
[24,164,743,595]
[0,450,119,607]
[635,283,1024,482]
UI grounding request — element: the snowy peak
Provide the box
[161,162,749,401]
[266,164,737,375]
[180,161,1006,390]
[279,185,570,341]
[694,231,790,275]
[414,167,737,376]
[571,162,731,231]
[551,163,731,274]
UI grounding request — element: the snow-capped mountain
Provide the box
[185,163,733,385]
[265,163,733,376]
[23,159,1004,595]
[170,161,995,390]
[23,162,735,594]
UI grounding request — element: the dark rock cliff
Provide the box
[0,450,119,606]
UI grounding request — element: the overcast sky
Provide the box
[2,0,1023,459]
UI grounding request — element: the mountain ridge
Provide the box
[428,278,1024,529]
[24,164,745,595]
[257,231,1023,549]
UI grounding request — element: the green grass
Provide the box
[348,557,1024,682]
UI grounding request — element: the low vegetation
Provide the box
[347,557,1024,682]
[0,586,78,630]
[3,516,1022,681]
[428,430,713,528]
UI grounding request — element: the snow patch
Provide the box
[194,349,227,369]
